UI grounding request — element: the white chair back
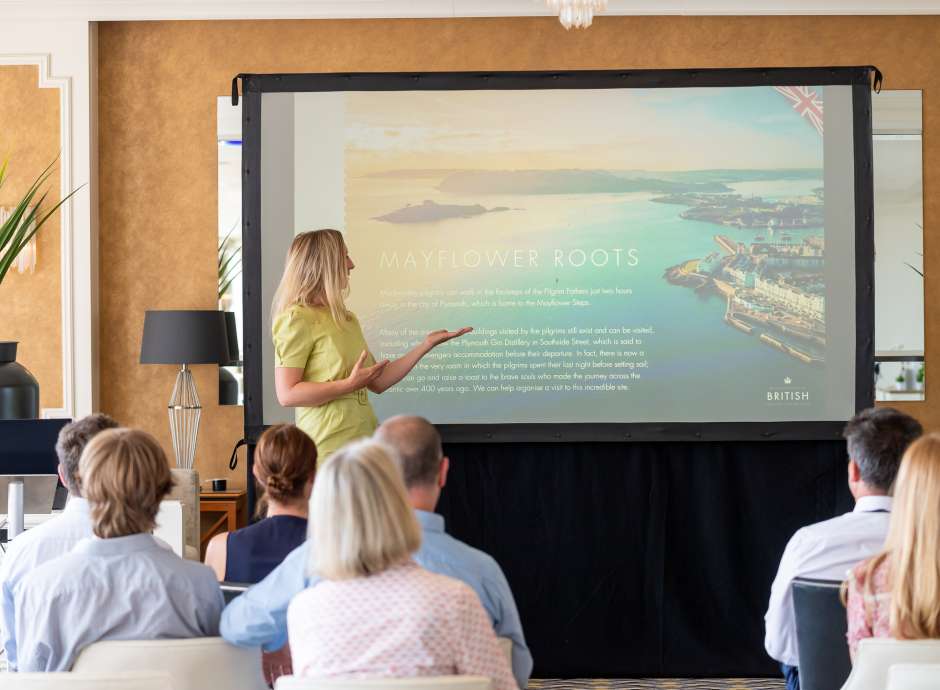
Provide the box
[169,468,200,559]
[72,636,267,690]
[4,672,174,690]
[154,499,184,557]
[841,639,940,690]
[275,676,492,690]
[886,663,940,690]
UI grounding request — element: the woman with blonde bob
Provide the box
[286,439,515,689]
[845,433,940,659]
[272,229,471,459]
[13,428,223,672]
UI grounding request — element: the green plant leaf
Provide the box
[0,158,82,285]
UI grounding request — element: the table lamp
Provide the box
[140,310,234,469]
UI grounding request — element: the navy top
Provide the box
[224,515,308,584]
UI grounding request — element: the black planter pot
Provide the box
[219,366,239,405]
[0,342,40,419]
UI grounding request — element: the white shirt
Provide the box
[764,495,892,667]
[14,533,223,672]
[0,497,93,669]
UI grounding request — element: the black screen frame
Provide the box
[240,66,876,444]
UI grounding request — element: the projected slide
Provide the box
[259,83,858,425]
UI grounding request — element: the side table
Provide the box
[199,489,248,559]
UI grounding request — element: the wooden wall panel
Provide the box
[97,17,940,487]
[0,64,62,411]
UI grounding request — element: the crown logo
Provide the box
[784,377,792,385]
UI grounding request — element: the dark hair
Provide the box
[254,424,317,508]
[55,413,120,496]
[843,407,923,491]
[374,416,443,488]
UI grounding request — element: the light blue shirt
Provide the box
[13,533,224,672]
[221,510,533,688]
[1,497,94,670]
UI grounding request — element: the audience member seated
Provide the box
[220,416,532,688]
[764,407,922,690]
[205,423,316,583]
[0,413,119,670]
[12,428,224,672]
[845,432,940,660]
[287,438,516,690]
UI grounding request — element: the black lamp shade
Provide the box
[140,310,234,365]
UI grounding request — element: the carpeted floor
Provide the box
[528,680,785,690]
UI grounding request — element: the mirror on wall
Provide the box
[873,91,924,402]
[218,98,244,405]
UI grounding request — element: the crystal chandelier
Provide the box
[546,0,607,30]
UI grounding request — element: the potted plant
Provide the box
[916,365,925,392]
[0,159,80,418]
[217,221,242,405]
[895,373,907,391]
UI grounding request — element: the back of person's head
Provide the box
[79,428,175,539]
[55,413,120,496]
[271,228,349,325]
[309,438,420,580]
[881,433,940,639]
[843,407,922,492]
[374,415,443,488]
[254,424,317,509]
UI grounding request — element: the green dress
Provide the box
[272,304,379,460]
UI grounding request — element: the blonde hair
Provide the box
[79,428,175,539]
[308,439,421,580]
[271,229,351,325]
[857,433,940,639]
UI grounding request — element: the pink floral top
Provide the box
[287,561,517,690]
[845,557,892,659]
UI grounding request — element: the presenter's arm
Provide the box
[368,327,473,394]
[275,351,389,407]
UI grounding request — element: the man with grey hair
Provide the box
[374,416,530,687]
[221,416,533,688]
[1,413,119,670]
[764,406,922,690]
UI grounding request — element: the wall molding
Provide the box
[2,0,940,20]
[0,54,74,419]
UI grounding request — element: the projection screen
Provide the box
[240,67,876,442]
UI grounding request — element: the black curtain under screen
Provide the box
[435,439,852,678]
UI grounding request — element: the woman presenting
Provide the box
[272,229,471,459]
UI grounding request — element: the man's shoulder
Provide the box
[420,531,506,584]
[791,509,878,543]
[783,509,888,570]
[149,547,218,585]
[15,550,90,600]
[2,515,88,581]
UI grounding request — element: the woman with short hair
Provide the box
[13,428,223,672]
[205,423,317,583]
[287,439,515,690]
[845,433,940,659]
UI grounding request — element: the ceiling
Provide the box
[2,0,940,21]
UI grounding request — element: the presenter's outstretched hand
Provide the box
[424,327,474,350]
[346,350,389,392]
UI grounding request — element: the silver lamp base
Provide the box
[168,364,201,469]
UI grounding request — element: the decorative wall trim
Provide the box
[1,0,940,20]
[0,54,74,420]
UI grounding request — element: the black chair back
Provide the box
[793,576,852,690]
[220,581,250,605]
